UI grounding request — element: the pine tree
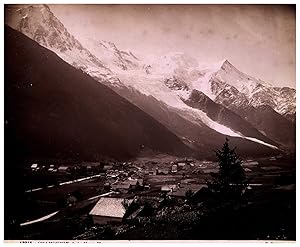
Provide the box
[208,138,247,198]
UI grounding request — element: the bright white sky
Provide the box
[49,4,295,88]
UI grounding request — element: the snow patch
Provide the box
[20,211,59,226]
[245,137,278,149]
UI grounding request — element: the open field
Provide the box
[18,176,107,222]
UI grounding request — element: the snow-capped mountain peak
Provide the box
[150,52,199,74]
[12,4,83,52]
[82,38,141,71]
[5,4,115,81]
[157,56,295,117]
[212,59,271,97]
[198,58,227,71]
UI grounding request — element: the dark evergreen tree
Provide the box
[208,138,247,199]
[185,189,193,204]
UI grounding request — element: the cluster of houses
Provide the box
[106,169,130,179]
[160,178,208,198]
[30,163,39,171]
[143,160,196,176]
[89,181,209,226]
[109,178,145,194]
[87,158,256,227]
[30,163,70,173]
[191,161,219,175]
[28,162,115,175]
[28,158,199,176]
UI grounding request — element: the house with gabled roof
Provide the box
[161,184,177,192]
[89,197,133,224]
[58,166,70,173]
[111,183,131,193]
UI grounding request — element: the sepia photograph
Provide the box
[3,3,296,242]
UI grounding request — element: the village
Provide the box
[25,157,216,200]
[16,153,295,240]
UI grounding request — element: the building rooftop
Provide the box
[168,188,188,197]
[203,168,219,174]
[125,179,138,186]
[111,183,131,190]
[180,178,198,184]
[161,184,177,192]
[58,166,69,170]
[89,197,133,218]
[242,161,259,166]
[137,179,144,185]
[169,184,208,197]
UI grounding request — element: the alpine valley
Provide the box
[4,4,297,241]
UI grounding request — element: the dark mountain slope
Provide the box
[183,90,278,146]
[225,104,296,150]
[5,25,192,161]
[238,105,295,150]
[214,86,295,150]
